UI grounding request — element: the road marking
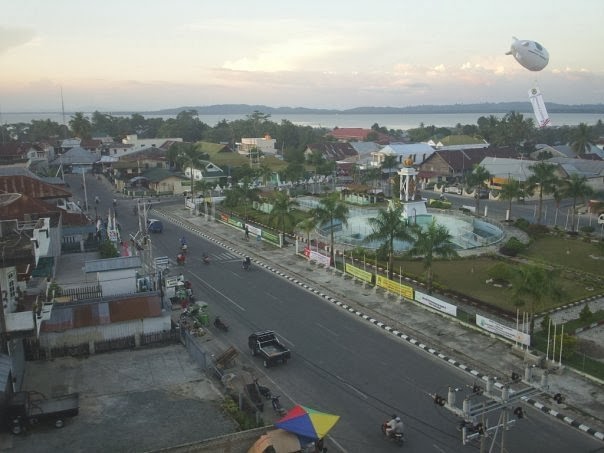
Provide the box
[316,322,339,337]
[188,272,245,311]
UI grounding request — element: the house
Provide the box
[80,139,103,153]
[50,146,100,173]
[478,157,538,185]
[429,135,489,150]
[121,134,182,157]
[140,167,188,195]
[326,127,389,143]
[84,256,143,296]
[304,143,358,162]
[546,156,604,193]
[103,141,134,158]
[371,143,435,169]
[417,147,520,185]
[184,161,226,186]
[237,135,277,156]
[0,143,29,164]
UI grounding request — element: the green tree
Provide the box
[465,165,492,213]
[175,142,205,199]
[407,219,458,294]
[569,123,596,157]
[381,154,399,197]
[310,193,349,265]
[69,112,92,139]
[364,203,416,279]
[498,178,524,220]
[509,264,565,339]
[298,216,317,247]
[526,162,559,224]
[268,191,299,236]
[562,174,594,231]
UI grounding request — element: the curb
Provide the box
[156,207,604,444]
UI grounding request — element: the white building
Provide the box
[121,134,182,156]
[237,135,277,156]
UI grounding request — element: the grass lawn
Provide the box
[393,255,604,315]
[521,235,604,275]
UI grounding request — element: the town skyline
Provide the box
[2,0,603,112]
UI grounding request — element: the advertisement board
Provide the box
[376,275,414,299]
[414,291,457,316]
[476,314,530,346]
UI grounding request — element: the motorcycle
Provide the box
[381,421,404,446]
[213,316,229,332]
[242,257,251,270]
[176,254,186,265]
[253,378,272,400]
[202,254,210,264]
[271,395,286,416]
[181,244,188,255]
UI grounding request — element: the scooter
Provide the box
[242,257,251,270]
[202,254,210,264]
[213,316,229,332]
[271,395,286,416]
[381,422,404,446]
[253,378,272,400]
[176,254,186,265]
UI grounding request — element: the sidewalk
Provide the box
[156,205,604,443]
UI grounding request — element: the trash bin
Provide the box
[199,313,209,327]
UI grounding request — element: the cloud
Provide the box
[0,26,36,54]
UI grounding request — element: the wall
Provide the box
[99,269,137,296]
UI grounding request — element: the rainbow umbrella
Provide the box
[274,405,340,441]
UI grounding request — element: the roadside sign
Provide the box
[154,256,169,267]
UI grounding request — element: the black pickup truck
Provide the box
[248,330,291,368]
[6,391,79,434]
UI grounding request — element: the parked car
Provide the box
[444,185,463,195]
[147,219,163,233]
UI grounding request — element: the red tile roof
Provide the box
[0,175,71,199]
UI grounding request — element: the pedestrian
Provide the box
[95,196,99,205]
[244,225,250,240]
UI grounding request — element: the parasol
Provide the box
[274,405,340,441]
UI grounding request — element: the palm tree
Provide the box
[175,143,204,199]
[268,191,299,237]
[562,174,594,231]
[509,264,564,340]
[465,165,492,214]
[407,219,458,294]
[498,178,524,220]
[298,216,317,248]
[364,203,416,279]
[569,123,596,157]
[69,112,92,139]
[526,162,559,224]
[381,154,399,197]
[310,193,349,265]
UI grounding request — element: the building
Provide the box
[304,143,358,162]
[237,135,277,156]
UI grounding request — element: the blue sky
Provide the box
[1,0,603,112]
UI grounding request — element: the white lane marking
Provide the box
[188,272,245,311]
[316,322,339,337]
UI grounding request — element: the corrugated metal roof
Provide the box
[84,256,142,273]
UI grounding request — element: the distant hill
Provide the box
[144,102,604,116]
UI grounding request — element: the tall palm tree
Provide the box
[310,193,349,265]
[562,174,594,231]
[407,219,458,294]
[498,178,524,220]
[69,112,92,139]
[526,162,559,224]
[298,216,317,248]
[364,203,416,279]
[268,191,299,237]
[569,123,596,157]
[509,264,564,340]
[465,165,492,214]
[381,154,399,197]
[175,143,204,199]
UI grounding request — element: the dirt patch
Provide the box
[577,338,604,362]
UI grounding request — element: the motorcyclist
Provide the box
[243,256,251,269]
[385,415,404,438]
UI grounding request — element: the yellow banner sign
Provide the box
[376,275,414,299]
[345,264,373,283]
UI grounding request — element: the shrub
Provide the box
[579,304,593,323]
[514,218,530,231]
[541,313,551,331]
[99,240,119,258]
[487,262,514,281]
[579,225,595,234]
[526,223,549,239]
[499,237,526,256]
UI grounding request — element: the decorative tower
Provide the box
[397,158,427,220]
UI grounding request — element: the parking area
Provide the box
[0,345,237,452]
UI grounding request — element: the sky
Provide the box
[1,0,604,112]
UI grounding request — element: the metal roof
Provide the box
[84,255,142,273]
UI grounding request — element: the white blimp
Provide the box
[506,37,549,71]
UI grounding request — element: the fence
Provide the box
[181,329,210,370]
[59,284,103,302]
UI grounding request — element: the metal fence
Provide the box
[181,329,209,370]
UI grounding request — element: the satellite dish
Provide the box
[506,37,549,71]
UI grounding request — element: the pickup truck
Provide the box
[6,391,79,434]
[248,330,291,368]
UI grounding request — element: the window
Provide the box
[8,271,15,297]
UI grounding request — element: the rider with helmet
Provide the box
[385,415,404,438]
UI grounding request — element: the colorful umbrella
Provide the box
[274,405,340,441]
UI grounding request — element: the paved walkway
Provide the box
[155,204,604,443]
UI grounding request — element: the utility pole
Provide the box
[431,367,560,451]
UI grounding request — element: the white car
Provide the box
[444,186,463,195]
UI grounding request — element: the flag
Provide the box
[528,87,551,128]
